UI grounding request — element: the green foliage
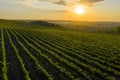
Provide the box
[117,26,120,33]
[1,28,8,80]
[0,19,120,80]
[30,21,60,28]
[6,30,31,80]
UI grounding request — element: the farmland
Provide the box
[0,19,120,80]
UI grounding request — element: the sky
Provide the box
[0,0,120,21]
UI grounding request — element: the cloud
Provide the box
[18,0,39,6]
[54,0,67,6]
[0,0,20,7]
[18,0,106,11]
[78,0,105,6]
[52,10,68,12]
[18,0,106,6]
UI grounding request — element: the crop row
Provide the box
[12,28,120,79]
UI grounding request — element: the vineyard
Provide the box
[0,19,120,80]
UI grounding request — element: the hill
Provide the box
[47,20,120,33]
[29,21,60,28]
[0,19,120,80]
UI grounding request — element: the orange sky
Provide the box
[0,0,120,21]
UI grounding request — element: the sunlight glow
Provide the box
[75,6,85,15]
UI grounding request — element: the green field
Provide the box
[0,19,120,80]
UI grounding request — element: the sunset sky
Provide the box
[0,0,120,21]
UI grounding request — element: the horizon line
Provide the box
[1,18,120,23]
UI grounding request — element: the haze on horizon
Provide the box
[0,0,120,22]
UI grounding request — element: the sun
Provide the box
[75,6,85,15]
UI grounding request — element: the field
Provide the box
[0,19,120,80]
